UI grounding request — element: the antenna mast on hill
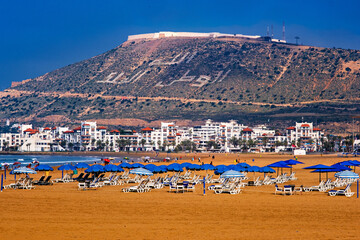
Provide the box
[271,25,274,38]
[267,26,270,37]
[282,21,286,41]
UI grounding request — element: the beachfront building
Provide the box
[0,133,22,151]
[0,119,325,153]
[105,130,141,152]
[285,122,325,151]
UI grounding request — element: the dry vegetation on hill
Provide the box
[1,37,360,126]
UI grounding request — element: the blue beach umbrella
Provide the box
[220,170,245,178]
[237,162,251,168]
[58,164,76,178]
[129,167,153,176]
[149,166,162,173]
[144,164,157,170]
[261,166,276,173]
[104,164,119,172]
[233,166,246,172]
[201,164,216,170]
[227,164,237,170]
[180,162,192,168]
[167,165,183,172]
[35,164,53,171]
[331,163,352,171]
[75,163,90,169]
[117,166,125,172]
[260,166,276,177]
[186,164,201,171]
[304,164,334,182]
[158,165,168,173]
[132,163,144,168]
[283,159,304,165]
[215,165,228,170]
[85,164,105,173]
[268,161,291,175]
[119,162,132,168]
[339,161,358,166]
[334,170,359,179]
[58,164,76,171]
[283,159,304,173]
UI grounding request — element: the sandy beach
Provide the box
[0,152,359,240]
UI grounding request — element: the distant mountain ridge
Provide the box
[1,34,360,126]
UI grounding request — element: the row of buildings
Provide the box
[0,119,325,153]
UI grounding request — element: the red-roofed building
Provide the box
[242,127,253,132]
[141,127,154,132]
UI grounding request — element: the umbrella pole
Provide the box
[319,172,321,183]
[326,172,328,180]
[277,167,279,176]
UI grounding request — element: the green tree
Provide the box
[116,139,127,151]
[68,142,74,151]
[140,139,146,149]
[206,141,219,150]
[229,136,239,147]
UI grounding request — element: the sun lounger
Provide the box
[73,173,84,181]
[52,173,73,183]
[328,184,354,197]
[33,176,45,185]
[38,176,53,185]
[123,179,150,193]
[215,182,242,194]
[275,184,285,195]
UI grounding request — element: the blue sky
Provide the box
[1,0,359,90]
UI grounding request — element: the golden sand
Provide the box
[0,153,359,240]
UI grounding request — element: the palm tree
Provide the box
[3,141,9,151]
[229,136,239,148]
[140,139,146,149]
[116,139,127,151]
[163,140,169,151]
[206,141,219,150]
[96,140,104,151]
[68,142,74,151]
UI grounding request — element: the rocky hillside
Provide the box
[1,36,360,127]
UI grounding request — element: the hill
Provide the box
[1,34,360,127]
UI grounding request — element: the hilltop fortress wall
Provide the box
[128,31,262,41]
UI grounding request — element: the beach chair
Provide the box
[283,186,293,195]
[52,173,72,183]
[89,177,104,188]
[215,182,242,194]
[293,185,303,195]
[289,172,297,181]
[78,182,87,190]
[39,176,53,185]
[33,176,46,185]
[253,177,262,186]
[4,177,26,189]
[17,178,35,190]
[303,181,325,192]
[72,173,84,181]
[328,184,354,197]
[275,184,285,195]
[168,182,178,193]
[123,179,150,193]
